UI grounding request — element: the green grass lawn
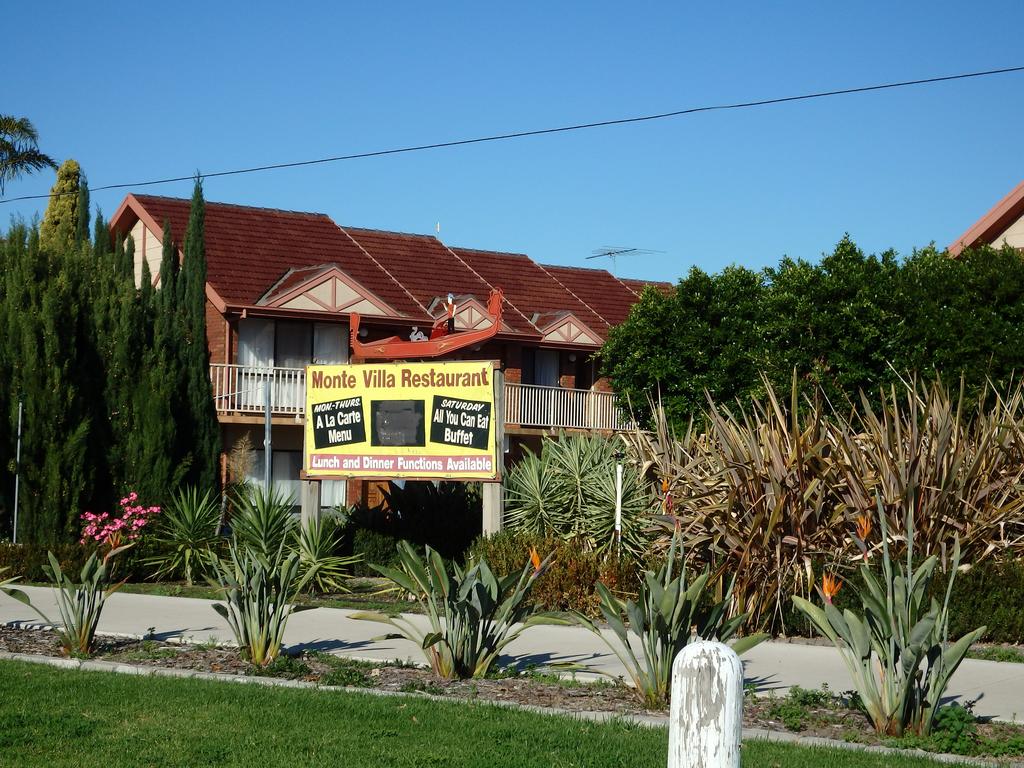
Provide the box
[0,661,968,768]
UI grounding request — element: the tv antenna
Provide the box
[587,246,663,275]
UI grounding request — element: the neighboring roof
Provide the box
[539,264,646,326]
[109,194,660,343]
[948,180,1024,256]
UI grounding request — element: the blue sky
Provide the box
[3,2,1022,282]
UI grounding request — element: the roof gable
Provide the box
[258,264,398,316]
[535,312,603,346]
[949,180,1024,256]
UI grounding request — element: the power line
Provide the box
[4,64,1023,205]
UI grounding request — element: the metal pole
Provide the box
[264,370,272,493]
[13,400,22,544]
[613,450,623,552]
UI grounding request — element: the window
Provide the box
[521,348,560,387]
[248,449,347,511]
[238,319,349,368]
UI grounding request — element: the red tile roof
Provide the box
[539,264,645,326]
[111,194,659,342]
[453,247,609,337]
[122,195,428,318]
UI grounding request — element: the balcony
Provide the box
[210,364,633,431]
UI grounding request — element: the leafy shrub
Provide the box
[504,432,654,558]
[794,501,985,737]
[567,526,763,708]
[0,542,92,581]
[146,486,221,585]
[628,374,1024,633]
[469,530,644,617]
[211,544,311,666]
[945,559,1024,644]
[353,541,552,679]
[350,528,400,577]
[0,566,20,597]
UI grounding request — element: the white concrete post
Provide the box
[668,640,743,768]
[482,482,503,535]
[300,480,321,529]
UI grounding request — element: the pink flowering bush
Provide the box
[80,492,161,548]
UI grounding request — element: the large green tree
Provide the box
[601,237,1024,426]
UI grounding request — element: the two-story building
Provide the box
[109,194,669,525]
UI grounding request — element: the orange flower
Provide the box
[660,478,670,495]
[529,547,542,573]
[855,513,873,561]
[855,513,872,542]
[822,573,843,604]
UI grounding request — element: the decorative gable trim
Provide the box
[259,265,398,316]
[538,313,603,346]
[428,295,516,333]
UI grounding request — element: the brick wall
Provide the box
[558,351,576,389]
[205,299,229,364]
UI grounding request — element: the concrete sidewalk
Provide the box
[3,585,1023,721]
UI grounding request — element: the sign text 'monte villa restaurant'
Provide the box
[303,361,499,481]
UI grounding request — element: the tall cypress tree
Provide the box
[179,179,220,490]
[75,176,90,248]
[39,159,82,254]
[3,226,94,543]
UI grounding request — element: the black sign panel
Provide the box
[311,397,365,449]
[429,396,491,450]
[370,400,426,447]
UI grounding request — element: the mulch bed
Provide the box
[0,625,648,715]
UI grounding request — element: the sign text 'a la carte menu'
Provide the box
[303,361,499,480]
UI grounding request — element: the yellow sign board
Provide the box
[303,361,499,480]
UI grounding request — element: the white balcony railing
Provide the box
[210,364,306,416]
[502,382,633,431]
[210,364,633,431]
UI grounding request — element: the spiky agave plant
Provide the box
[504,432,654,557]
[292,513,360,595]
[229,484,296,562]
[793,496,986,737]
[147,486,221,585]
[568,525,765,708]
[352,541,553,679]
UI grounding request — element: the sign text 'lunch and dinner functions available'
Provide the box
[304,362,498,480]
